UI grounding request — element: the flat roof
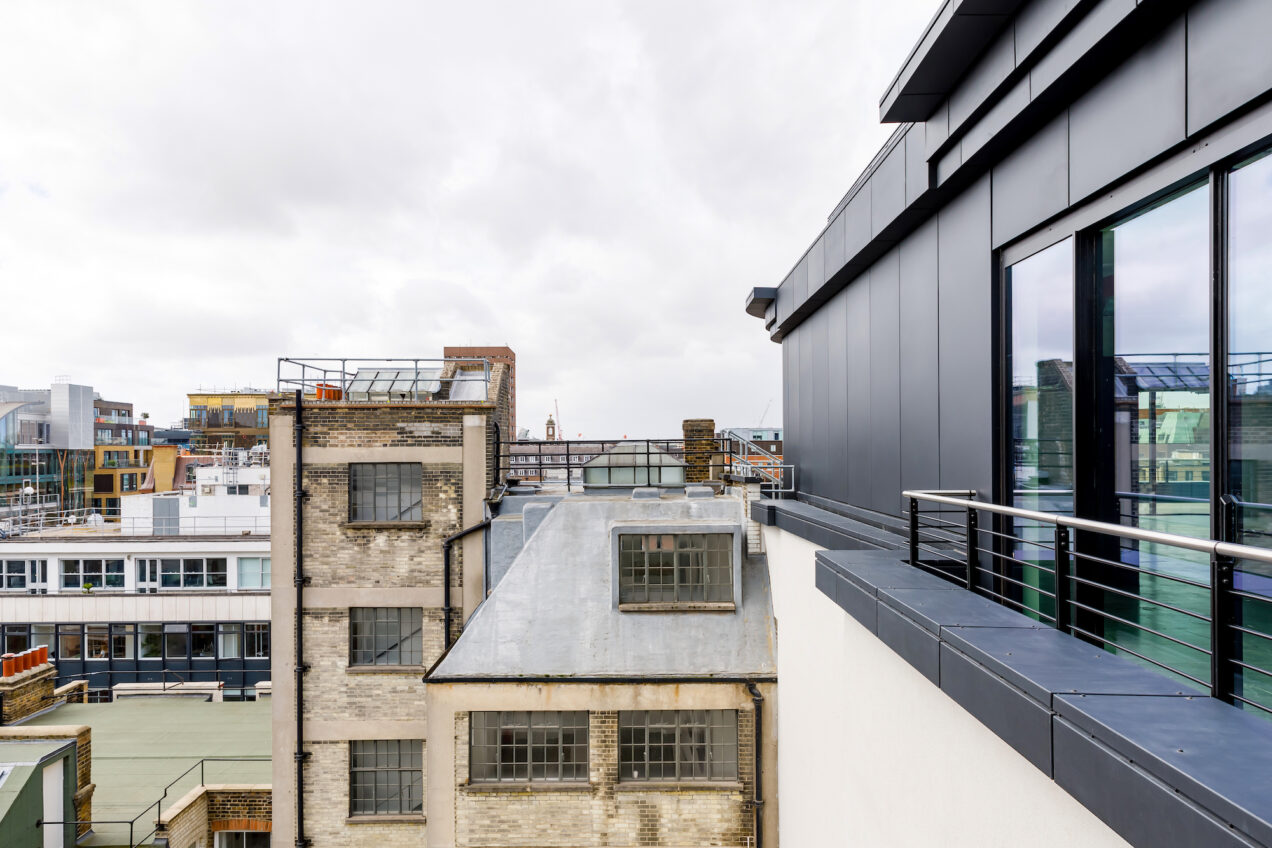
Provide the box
[22,699,270,846]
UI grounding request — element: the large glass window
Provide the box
[139,624,163,659]
[349,740,423,816]
[86,624,109,660]
[618,534,733,604]
[237,557,270,590]
[618,710,738,782]
[3,560,28,590]
[349,608,423,666]
[469,712,589,783]
[246,623,269,658]
[61,559,125,590]
[348,463,422,522]
[164,624,189,659]
[160,558,228,589]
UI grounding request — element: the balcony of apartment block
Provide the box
[183,411,267,431]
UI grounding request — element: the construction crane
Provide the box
[554,399,562,441]
[757,399,772,428]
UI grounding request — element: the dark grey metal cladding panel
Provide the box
[936,175,993,496]
[824,207,847,277]
[877,603,940,684]
[809,304,831,499]
[1053,718,1262,848]
[898,217,941,512]
[845,271,871,507]
[961,76,1030,161]
[827,288,850,503]
[782,333,796,480]
[941,626,1190,706]
[775,277,793,325]
[936,142,962,186]
[814,558,836,599]
[1068,16,1186,202]
[1054,694,1272,847]
[992,111,1070,247]
[1014,0,1081,63]
[925,102,950,160]
[868,249,902,515]
[1186,0,1272,136]
[905,124,928,207]
[798,319,814,501]
[791,254,809,310]
[831,571,878,634]
[948,26,1017,135]
[940,643,1053,774]
[808,235,826,295]
[871,143,906,236]
[843,181,872,260]
[877,587,1038,634]
[1031,0,1136,98]
[817,552,952,595]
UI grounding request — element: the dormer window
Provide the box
[618,533,733,605]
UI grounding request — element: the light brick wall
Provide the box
[453,709,756,847]
[303,740,427,847]
[301,607,439,719]
[160,788,208,848]
[0,664,56,724]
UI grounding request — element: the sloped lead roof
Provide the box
[431,494,776,679]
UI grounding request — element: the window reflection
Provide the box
[1006,238,1074,622]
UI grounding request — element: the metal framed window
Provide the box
[348,463,422,522]
[246,623,270,658]
[469,711,589,783]
[236,557,271,590]
[618,533,733,603]
[349,739,423,816]
[349,608,423,666]
[60,559,125,590]
[3,560,27,590]
[155,558,228,589]
[618,710,738,781]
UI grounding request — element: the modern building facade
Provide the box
[0,382,94,522]
[748,1,1272,846]
[90,398,153,517]
[186,391,271,450]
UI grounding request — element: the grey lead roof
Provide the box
[430,494,776,679]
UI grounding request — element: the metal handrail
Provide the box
[903,489,1272,565]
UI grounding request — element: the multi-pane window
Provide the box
[348,463,422,522]
[618,710,738,781]
[3,560,27,589]
[112,625,135,660]
[349,740,423,816]
[470,712,589,783]
[218,623,242,658]
[152,558,228,588]
[57,625,82,660]
[350,608,423,666]
[140,623,163,658]
[246,623,270,658]
[61,559,125,590]
[237,557,270,590]
[192,623,216,658]
[86,624,109,659]
[164,624,189,659]
[618,534,733,603]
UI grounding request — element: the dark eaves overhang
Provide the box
[745,287,778,319]
[879,0,1028,122]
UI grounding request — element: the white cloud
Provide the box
[0,0,935,436]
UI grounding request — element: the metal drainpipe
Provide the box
[441,519,492,649]
[293,390,311,848]
[746,682,765,848]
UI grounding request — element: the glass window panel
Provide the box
[111,625,135,660]
[86,624,109,659]
[139,624,163,658]
[164,624,189,659]
[191,623,216,658]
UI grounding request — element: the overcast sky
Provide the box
[0,0,934,438]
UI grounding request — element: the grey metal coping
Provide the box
[805,545,1272,848]
[749,498,906,553]
[745,287,777,319]
[879,0,1027,122]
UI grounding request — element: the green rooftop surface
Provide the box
[0,740,73,824]
[22,699,270,846]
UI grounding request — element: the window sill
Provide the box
[463,782,592,794]
[618,602,736,613]
[340,521,428,530]
[344,814,426,824]
[346,664,425,675]
[613,780,744,793]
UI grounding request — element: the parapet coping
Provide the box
[810,543,1272,848]
[159,783,272,824]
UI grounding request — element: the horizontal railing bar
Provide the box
[1228,587,1272,604]
[1229,692,1272,714]
[1065,600,1212,655]
[974,587,1059,622]
[1063,574,1212,622]
[1067,549,1212,590]
[974,565,1058,598]
[1230,657,1272,675]
[1229,623,1272,642]
[1066,623,1211,688]
[903,490,1272,565]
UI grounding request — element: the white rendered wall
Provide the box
[763,525,1130,848]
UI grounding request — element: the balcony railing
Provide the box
[0,508,270,538]
[904,489,1272,717]
[183,411,267,430]
[276,356,492,403]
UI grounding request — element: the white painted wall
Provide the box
[0,592,270,623]
[42,759,64,848]
[763,525,1131,848]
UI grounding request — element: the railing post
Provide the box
[908,497,919,568]
[1210,552,1236,703]
[1055,526,1071,634]
[964,507,978,590]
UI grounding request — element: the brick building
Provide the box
[269,356,513,847]
[444,346,517,438]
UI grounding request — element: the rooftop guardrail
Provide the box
[277,356,493,403]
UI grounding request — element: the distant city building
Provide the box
[0,381,96,523]
[90,398,154,517]
[185,390,271,450]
